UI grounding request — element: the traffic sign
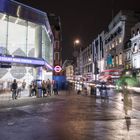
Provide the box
[54,65,62,73]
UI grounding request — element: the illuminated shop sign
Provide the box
[0,56,53,70]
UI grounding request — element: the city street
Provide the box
[0,89,140,140]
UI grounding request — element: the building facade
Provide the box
[131,22,140,82]
[92,31,105,80]
[48,14,62,76]
[82,44,93,81]
[65,65,74,81]
[0,0,54,89]
[104,10,140,71]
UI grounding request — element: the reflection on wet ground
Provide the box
[0,91,140,140]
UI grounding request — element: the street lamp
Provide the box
[74,39,80,45]
[73,39,80,57]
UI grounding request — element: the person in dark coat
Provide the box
[53,80,59,95]
[11,79,18,100]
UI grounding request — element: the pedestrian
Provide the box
[83,87,88,96]
[11,79,18,100]
[100,82,108,98]
[46,79,51,96]
[122,87,132,119]
[53,80,59,95]
[22,79,26,90]
[29,82,37,97]
[42,80,46,97]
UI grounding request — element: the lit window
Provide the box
[137,28,140,34]
[109,45,111,50]
[112,56,114,67]
[119,53,122,65]
[112,43,114,48]
[133,43,138,53]
[126,52,130,60]
[134,58,136,68]
[116,55,118,65]
[119,38,122,43]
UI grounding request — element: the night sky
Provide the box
[16,0,140,61]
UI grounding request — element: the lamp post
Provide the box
[73,39,81,90]
[73,39,80,57]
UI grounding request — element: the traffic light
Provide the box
[94,67,99,74]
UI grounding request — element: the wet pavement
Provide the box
[0,89,140,140]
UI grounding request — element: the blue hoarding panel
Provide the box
[53,76,66,90]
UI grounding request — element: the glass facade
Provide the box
[0,12,53,89]
[0,13,53,64]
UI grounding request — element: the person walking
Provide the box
[46,79,51,96]
[29,82,37,97]
[53,80,59,95]
[11,79,18,100]
[122,82,132,119]
[22,79,26,91]
[42,80,46,97]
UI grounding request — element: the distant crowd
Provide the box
[10,79,59,100]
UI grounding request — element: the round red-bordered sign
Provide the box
[54,65,62,73]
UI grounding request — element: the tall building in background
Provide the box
[104,10,140,70]
[48,14,66,90]
[74,10,140,82]
[48,13,63,76]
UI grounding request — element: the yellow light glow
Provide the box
[74,39,80,44]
